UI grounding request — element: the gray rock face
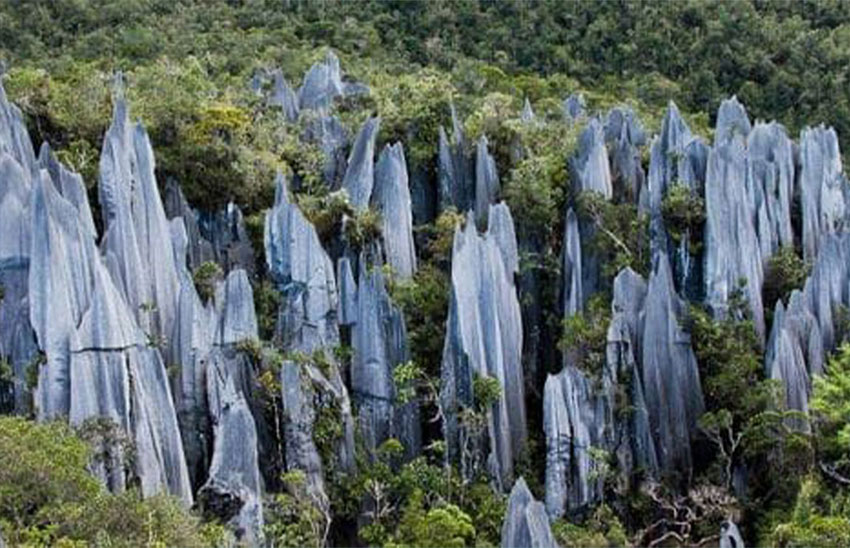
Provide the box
[501,478,560,548]
[350,256,421,457]
[720,521,745,548]
[297,50,369,111]
[799,125,847,260]
[438,105,474,213]
[475,135,501,228]
[543,365,609,517]
[265,175,340,351]
[563,93,585,122]
[562,208,583,318]
[268,69,300,122]
[99,93,180,341]
[704,130,766,339]
[200,366,263,544]
[441,204,524,489]
[373,143,417,279]
[342,117,381,211]
[303,113,349,188]
[605,107,646,202]
[573,118,613,199]
[748,122,796,259]
[163,178,255,275]
[22,110,193,504]
[521,98,536,124]
[714,96,752,146]
[641,254,704,474]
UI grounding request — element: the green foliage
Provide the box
[473,373,502,413]
[558,294,611,377]
[253,279,281,341]
[391,265,450,375]
[576,191,649,280]
[0,416,218,545]
[812,344,850,466]
[763,246,810,318]
[192,261,222,303]
[388,490,476,548]
[552,504,629,548]
[661,183,706,251]
[769,477,850,548]
[265,470,326,548]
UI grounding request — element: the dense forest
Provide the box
[1,1,850,546]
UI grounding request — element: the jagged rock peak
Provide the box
[264,174,339,353]
[475,134,501,228]
[641,253,704,473]
[200,370,263,544]
[521,97,536,123]
[563,92,585,121]
[562,208,582,318]
[543,365,609,518]
[98,84,180,340]
[297,50,369,111]
[720,521,745,548]
[268,68,300,122]
[373,142,417,279]
[573,117,613,199]
[501,477,560,548]
[715,96,752,146]
[441,203,524,489]
[799,124,847,260]
[342,116,381,211]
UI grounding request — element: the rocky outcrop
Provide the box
[720,521,745,548]
[475,135,500,228]
[438,105,473,213]
[303,113,350,189]
[521,98,536,124]
[441,204,524,489]
[297,51,369,111]
[501,478,560,548]
[373,143,417,279]
[269,69,300,122]
[199,367,263,544]
[573,118,613,199]
[563,93,585,122]
[265,175,340,351]
[605,107,646,202]
[163,178,255,275]
[799,125,847,261]
[342,117,381,211]
[562,208,583,318]
[350,255,421,457]
[641,254,704,474]
[543,365,609,517]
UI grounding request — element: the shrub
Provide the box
[193,261,223,303]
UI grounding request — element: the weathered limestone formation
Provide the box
[269,69,300,122]
[297,50,369,111]
[501,478,560,548]
[350,255,421,457]
[641,254,704,473]
[604,107,646,202]
[563,93,585,122]
[99,90,180,341]
[441,204,524,489]
[521,98,536,124]
[163,178,255,275]
[475,135,501,228]
[265,173,356,518]
[438,105,474,212]
[303,113,350,188]
[799,125,847,261]
[373,142,417,279]
[342,117,381,211]
[543,365,609,517]
[265,175,340,351]
[562,208,583,318]
[573,118,613,199]
[545,267,658,519]
[720,521,745,548]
